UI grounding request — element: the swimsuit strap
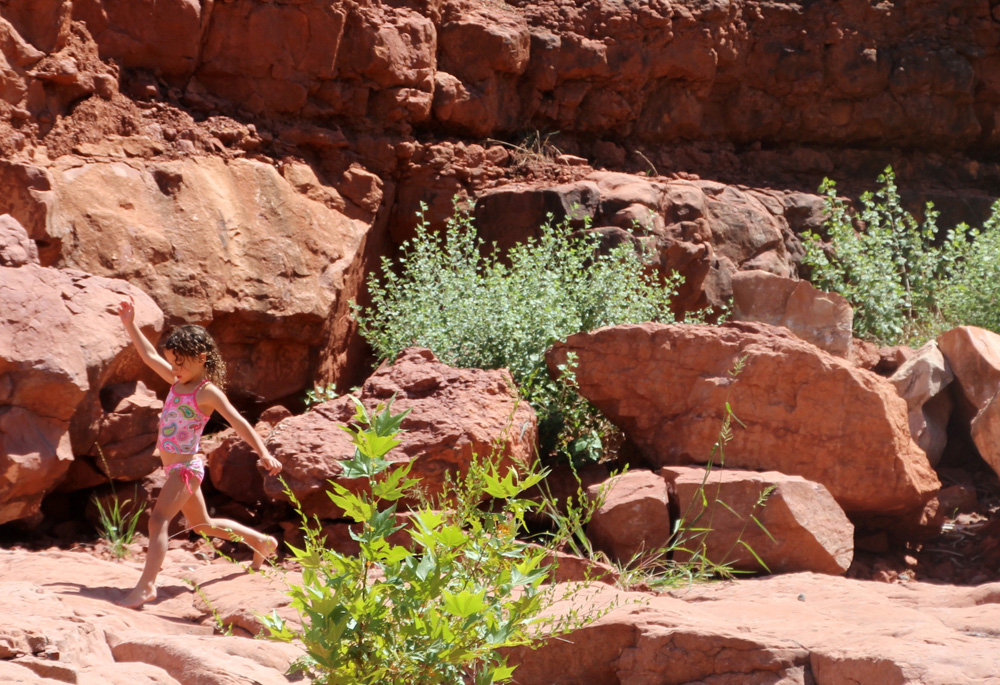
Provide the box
[172,378,210,396]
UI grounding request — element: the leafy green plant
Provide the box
[937,199,1000,333]
[92,446,145,559]
[264,399,593,685]
[304,382,339,410]
[802,166,972,345]
[353,204,680,463]
[93,492,144,559]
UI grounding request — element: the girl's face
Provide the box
[164,349,207,385]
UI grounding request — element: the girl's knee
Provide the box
[148,509,173,529]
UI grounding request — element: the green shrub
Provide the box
[802,166,972,345]
[264,399,587,684]
[937,200,1000,333]
[353,204,680,462]
[93,492,144,560]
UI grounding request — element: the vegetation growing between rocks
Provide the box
[354,204,681,463]
[264,399,600,684]
[92,447,145,559]
[802,166,1000,345]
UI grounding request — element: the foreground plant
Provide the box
[264,399,585,684]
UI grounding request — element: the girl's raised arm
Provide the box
[117,296,174,384]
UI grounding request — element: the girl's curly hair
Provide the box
[160,324,227,389]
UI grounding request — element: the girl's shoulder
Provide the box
[194,380,221,412]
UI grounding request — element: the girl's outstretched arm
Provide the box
[116,296,174,384]
[198,384,283,476]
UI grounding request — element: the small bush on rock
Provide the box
[354,204,680,462]
[264,399,594,684]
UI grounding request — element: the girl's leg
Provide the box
[180,486,277,570]
[119,471,193,608]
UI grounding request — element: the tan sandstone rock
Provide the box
[548,322,939,518]
[263,347,538,519]
[937,325,1000,413]
[662,466,854,575]
[731,270,853,357]
[888,340,954,467]
[27,154,370,403]
[0,214,39,266]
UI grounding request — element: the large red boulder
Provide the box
[548,322,939,518]
[0,264,161,523]
[263,348,538,519]
[16,154,372,404]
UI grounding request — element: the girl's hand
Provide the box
[259,452,282,476]
[117,296,136,324]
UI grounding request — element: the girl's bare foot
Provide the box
[118,585,156,609]
[251,535,278,571]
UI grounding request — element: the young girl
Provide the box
[115,296,282,609]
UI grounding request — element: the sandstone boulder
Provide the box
[548,322,939,518]
[888,340,954,466]
[731,270,853,357]
[0,264,161,524]
[938,326,1000,414]
[662,466,854,575]
[469,173,806,314]
[263,348,538,519]
[585,470,672,564]
[17,155,371,403]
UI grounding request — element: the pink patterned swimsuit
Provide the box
[158,380,211,493]
[158,380,211,455]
